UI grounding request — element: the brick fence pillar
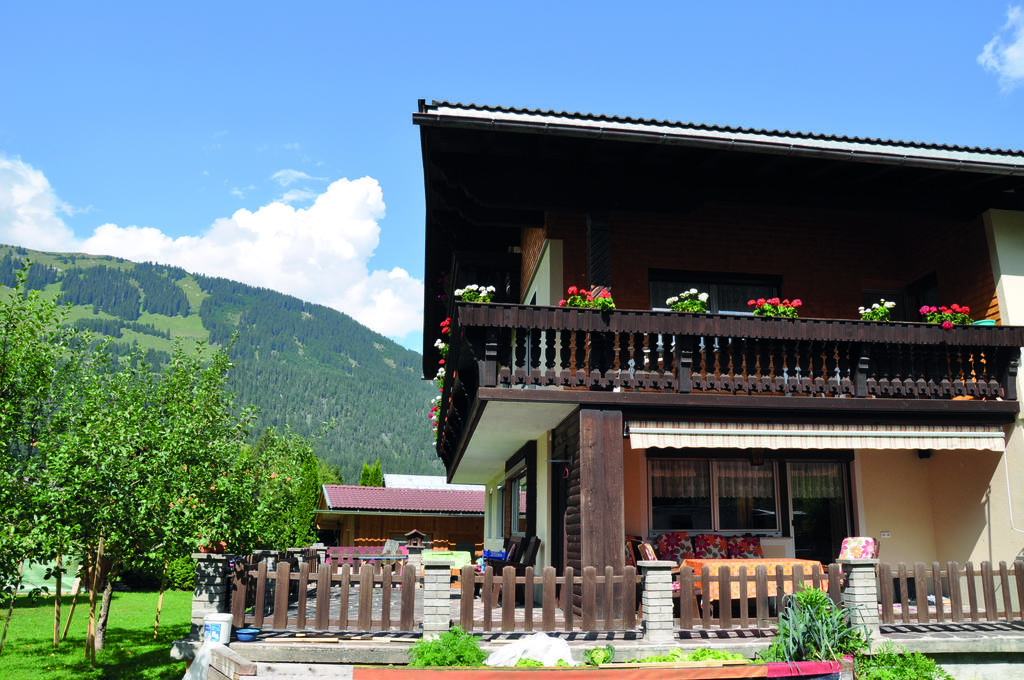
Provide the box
[422,563,452,640]
[639,560,676,644]
[840,558,880,639]
[191,553,232,636]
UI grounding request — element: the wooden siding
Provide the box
[520,227,546,300]
[545,205,999,323]
[320,514,483,553]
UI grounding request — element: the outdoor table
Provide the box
[681,557,825,601]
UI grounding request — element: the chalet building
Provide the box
[415,100,1024,581]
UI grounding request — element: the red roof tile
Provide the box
[322,485,485,514]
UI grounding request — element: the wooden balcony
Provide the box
[436,303,1024,468]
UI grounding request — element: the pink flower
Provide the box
[951,304,961,312]
[930,306,938,313]
[598,289,611,298]
[586,294,594,301]
[942,320,953,330]
[769,297,781,306]
[558,299,567,307]
[748,299,756,306]
[792,299,802,307]
[919,306,930,315]
[567,286,578,295]
[782,299,790,306]
[962,306,970,314]
[438,359,445,365]
[757,298,766,307]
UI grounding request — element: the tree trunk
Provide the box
[94,571,117,651]
[0,561,25,656]
[85,538,103,665]
[53,554,63,647]
[153,559,169,639]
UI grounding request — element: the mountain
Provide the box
[0,244,442,483]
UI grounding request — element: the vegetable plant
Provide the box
[583,644,615,666]
[758,587,867,663]
[408,626,487,667]
[855,643,954,680]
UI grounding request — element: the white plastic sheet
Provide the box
[483,632,578,667]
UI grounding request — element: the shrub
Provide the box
[855,643,954,680]
[166,555,196,590]
[758,587,867,663]
[408,626,487,667]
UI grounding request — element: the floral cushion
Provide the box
[727,535,764,559]
[655,531,695,564]
[838,537,879,560]
[693,533,729,559]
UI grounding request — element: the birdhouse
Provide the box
[404,529,427,549]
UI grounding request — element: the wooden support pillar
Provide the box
[586,211,610,288]
[579,409,625,575]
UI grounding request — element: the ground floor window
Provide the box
[650,458,778,532]
[649,453,851,564]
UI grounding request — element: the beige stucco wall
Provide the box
[855,448,1019,565]
[522,239,563,306]
[623,441,648,537]
[535,432,552,569]
[483,470,506,552]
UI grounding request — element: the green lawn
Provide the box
[1,590,192,680]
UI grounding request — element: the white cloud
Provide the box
[279,188,318,204]
[979,5,1024,91]
[0,155,424,344]
[0,155,79,251]
[271,168,325,186]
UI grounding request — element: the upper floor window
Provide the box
[649,271,780,314]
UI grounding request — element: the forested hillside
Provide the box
[0,245,441,482]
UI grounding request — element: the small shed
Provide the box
[315,483,485,555]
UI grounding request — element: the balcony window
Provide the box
[650,458,779,533]
[649,272,780,314]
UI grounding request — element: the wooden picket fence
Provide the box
[879,560,1024,624]
[231,560,418,632]
[453,564,640,633]
[676,563,842,630]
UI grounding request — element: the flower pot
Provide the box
[972,319,996,326]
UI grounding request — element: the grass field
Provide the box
[0,590,192,680]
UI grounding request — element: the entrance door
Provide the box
[788,461,849,564]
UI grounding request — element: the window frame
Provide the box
[648,456,782,534]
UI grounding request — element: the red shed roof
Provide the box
[322,484,485,515]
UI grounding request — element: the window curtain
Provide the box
[790,461,844,499]
[715,459,775,498]
[650,459,709,498]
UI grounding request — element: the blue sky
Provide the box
[1,2,1023,350]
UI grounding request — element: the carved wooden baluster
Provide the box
[709,336,723,392]
[543,328,558,386]
[839,342,854,395]
[811,341,826,395]
[759,339,773,393]
[951,348,967,397]
[792,340,806,394]
[892,343,906,396]
[631,331,647,388]
[574,330,588,387]
[588,331,605,387]
[913,343,928,396]
[611,331,627,390]
[676,335,693,394]
[736,337,750,394]
[938,346,953,397]
[558,328,573,386]
[988,348,1005,398]
[720,337,734,393]
[972,348,989,398]
[874,345,891,397]
[512,329,528,384]
[751,339,766,393]
[661,333,676,391]
[529,327,543,385]
[770,340,786,393]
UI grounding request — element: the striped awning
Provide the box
[626,420,1006,452]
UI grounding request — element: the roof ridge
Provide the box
[427,100,1024,159]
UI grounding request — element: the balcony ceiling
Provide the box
[447,399,577,485]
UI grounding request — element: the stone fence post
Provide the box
[422,562,452,639]
[839,558,880,639]
[639,560,676,643]
[191,553,233,636]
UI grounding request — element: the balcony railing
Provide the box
[436,303,1023,465]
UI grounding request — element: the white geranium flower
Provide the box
[454,288,464,296]
[698,292,709,302]
[666,296,679,305]
[689,288,698,295]
[885,301,896,308]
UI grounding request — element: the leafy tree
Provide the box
[317,458,344,485]
[0,265,78,654]
[359,459,383,487]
